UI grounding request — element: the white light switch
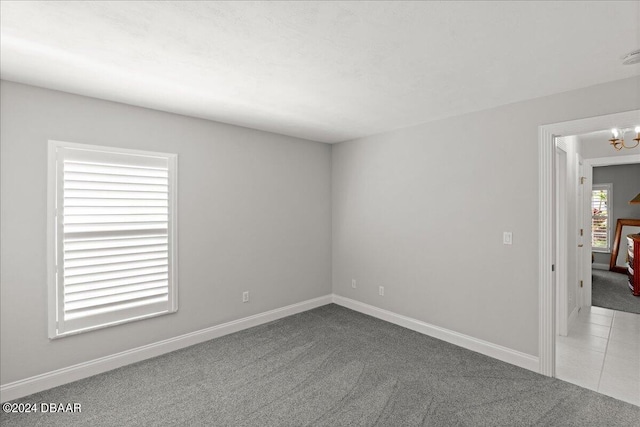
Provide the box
[503,232,513,245]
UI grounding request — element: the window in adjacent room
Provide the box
[591,183,612,253]
[48,140,178,338]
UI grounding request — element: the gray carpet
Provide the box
[2,304,639,426]
[592,269,640,315]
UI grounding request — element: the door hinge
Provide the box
[552,264,555,272]
[580,229,583,236]
[580,176,586,184]
[580,280,584,288]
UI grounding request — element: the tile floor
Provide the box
[556,306,640,406]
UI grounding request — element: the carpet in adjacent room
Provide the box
[592,269,640,315]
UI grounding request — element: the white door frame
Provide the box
[554,144,568,337]
[576,153,586,310]
[537,109,640,377]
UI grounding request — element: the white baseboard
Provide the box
[0,294,333,403]
[2,293,541,402]
[332,295,539,373]
[568,305,579,329]
[592,263,609,271]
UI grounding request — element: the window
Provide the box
[591,183,612,252]
[48,140,177,338]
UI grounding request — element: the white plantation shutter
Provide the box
[49,141,177,337]
[591,184,611,252]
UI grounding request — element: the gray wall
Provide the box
[2,76,639,386]
[332,76,640,356]
[592,163,640,265]
[0,81,332,385]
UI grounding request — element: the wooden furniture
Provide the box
[627,233,640,296]
[610,218,640,274]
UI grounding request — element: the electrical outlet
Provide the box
[379,286,384,296]
[352,279,357,289]
[242,291,249,303]
[503,232,513,245]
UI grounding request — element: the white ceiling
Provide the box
[1,1,639,143]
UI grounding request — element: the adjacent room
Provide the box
[551,132,640,405]
[1,1,639,425]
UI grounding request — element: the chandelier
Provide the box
[609,127,640,151]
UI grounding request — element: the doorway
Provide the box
[539,110,640,406]
[537,109,640,377]
[553,131,640,404]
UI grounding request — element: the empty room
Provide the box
[1,1,639,426]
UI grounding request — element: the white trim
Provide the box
[47,139,179,338]
[169,154,178,313]
[48,139,178,159]
[538,125,555,377]
[556,136,569,152]
[555,145,568,337]
[2,292,547,403]
[575,153,587,314]
[47,142,58,340]
[332,295,539,373]
[568,305,579,330]
[0,295,332,403]
[592,263,609,270]
[538,109,640,378]
[582,165,593,307]
[585,155,640,167]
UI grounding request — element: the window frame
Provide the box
[47,140,178,339]
[591,183,613,253]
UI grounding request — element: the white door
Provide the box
[577,155,589,308]
[556,147,568,335]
